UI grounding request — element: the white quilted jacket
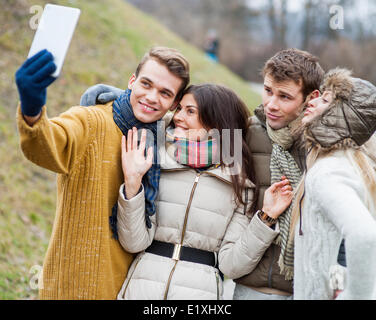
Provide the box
[116,147,279,300]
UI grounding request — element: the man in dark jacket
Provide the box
[233,48,325,299]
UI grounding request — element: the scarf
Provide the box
[165,126,219,168]
[110,89,161,239]
[267,114,303,280]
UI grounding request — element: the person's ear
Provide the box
[307,90,320,102]
[127,74,136,90]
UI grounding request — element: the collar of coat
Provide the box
[254,104,267,127]
[159,141,254,188]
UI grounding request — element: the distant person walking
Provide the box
[204,29,220,63]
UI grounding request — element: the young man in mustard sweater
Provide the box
[15,47,190,299]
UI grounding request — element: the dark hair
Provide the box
[183,84,258,213]
[262,48,325,100]
[136,46,190,101]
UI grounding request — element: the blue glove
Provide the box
[15,49,57,116]
[80,84,124,106]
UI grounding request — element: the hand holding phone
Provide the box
[15,49,56,117]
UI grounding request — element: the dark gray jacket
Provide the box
[233,105,305,294]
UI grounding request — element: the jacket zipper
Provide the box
[163,260,178,300]
[163,172,201,299]
[215,271,220,300]
[180,173,201,242]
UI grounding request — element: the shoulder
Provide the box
[247,115,272,154]
[208,165,255,188]
[248,115,265,130]
[306,150,363,194]
[308,151,353,177]
[83,101,114,119]
[67,102,116,129]
[55,102,120,142]
[55,101,113,121]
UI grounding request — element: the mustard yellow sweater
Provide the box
[17,103,134,299]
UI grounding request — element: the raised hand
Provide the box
[121,127,153,199]
[262,176,293,219]
[15,49,56,117]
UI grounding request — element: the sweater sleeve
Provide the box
[17,104,92,174]
[117,184,156,253]
[310,165,376,300]
[218,208,279,279]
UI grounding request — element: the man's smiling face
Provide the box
[128,58,183,123]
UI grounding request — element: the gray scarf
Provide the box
[267,114,303,280]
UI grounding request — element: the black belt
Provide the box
[145,240,217,267]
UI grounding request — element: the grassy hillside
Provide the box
[0,0,260,299]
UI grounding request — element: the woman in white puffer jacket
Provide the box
[116,84,293,300]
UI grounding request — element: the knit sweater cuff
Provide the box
[16,103,47,138]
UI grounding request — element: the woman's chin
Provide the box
[173,127,188,138]
[301,117,311,125]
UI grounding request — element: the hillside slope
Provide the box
[0,0,260,299]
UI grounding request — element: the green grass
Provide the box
[0,0,260,299]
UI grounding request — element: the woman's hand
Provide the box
[262,176,293,219]
[121,127,153,199]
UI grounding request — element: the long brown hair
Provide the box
[183,83,258,214]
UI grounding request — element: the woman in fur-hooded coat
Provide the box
[290,68,376,300]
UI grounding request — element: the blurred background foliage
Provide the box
[129,0,376,84]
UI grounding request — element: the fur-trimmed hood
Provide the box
[304,68,376,149]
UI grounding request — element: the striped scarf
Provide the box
[267,121,302,281]
[165,127,219,168]
[110,89,162,239]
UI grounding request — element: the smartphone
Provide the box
[28,4,81,77]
